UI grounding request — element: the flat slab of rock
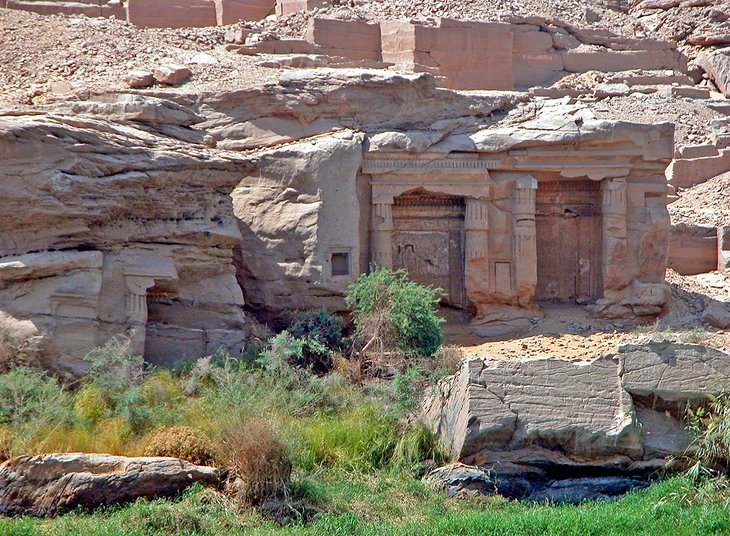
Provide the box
[0,453,221,517]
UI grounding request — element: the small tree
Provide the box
[346,268,444,358]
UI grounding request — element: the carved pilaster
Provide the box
[513,176,538,306]
[370,201,393,269]
[124,275,155,356]
[601,177,629,291]
[464,198,490,261]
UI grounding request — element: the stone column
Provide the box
[464,198,491,313]
[601,177,629,292]
[513,176,538,306]
[124,275,155,356]
[370,201,393,269]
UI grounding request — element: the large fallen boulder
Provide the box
[424,340,730,501]
[0,453,221,517]
[696,48,730,98]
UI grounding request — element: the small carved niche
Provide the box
[331,251,351,277]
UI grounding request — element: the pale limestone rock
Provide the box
[48,94,204,125]
[0,453,220,517]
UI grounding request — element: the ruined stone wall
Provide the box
[312,17,686,91]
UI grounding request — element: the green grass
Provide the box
[1,474,729,536]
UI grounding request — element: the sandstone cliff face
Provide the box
[232,131,365,317]
[0,69,675,371]
[0,98,254,375]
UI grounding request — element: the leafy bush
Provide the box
[145,426,217,466]
[220,416,292,505]
[0,366,71,428]
[346,268,444,358]
[284,310,346,373]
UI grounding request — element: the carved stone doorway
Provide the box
[535,180,603,302]
[392,191,467,308]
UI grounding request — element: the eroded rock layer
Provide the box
[0,98,254,375]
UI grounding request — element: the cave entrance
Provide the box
[392,191,467,308]
[535,180,603,302]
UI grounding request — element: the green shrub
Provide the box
[0,366,71,428]
[83,338,144,397]
[346,268,444,358]
[284,310,346,373]
[145,426,217,466]
[686,394,730,470]
[73,384,107,424]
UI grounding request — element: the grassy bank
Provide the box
[2,474,729,536]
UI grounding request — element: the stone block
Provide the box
[255,39,317,54]
[305,17,381,61]
[153,64,192,85]
[562,49,684,74]
[127,0,217,28]
[696,48,730,98]
[676,144,719,159]
[275,0,327,16]
[667,148,730,189]
[719,225,730,272]
[381,19,514,91]
[214,0,274,24]
[668,224,718,275]
[512,29,564,89]
[6,0,100,17]
[659,85,711,99]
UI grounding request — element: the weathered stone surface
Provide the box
[0,453,220,517]
[127,0,217,28]
[0,109,252,375]
[424,463,496,498]
[719,225,730,272]
[232,131,365,315]
[153,64,192,86]
[696,48,730,98]
[49,94,204,125]
[124,70,155,89]
[214,0,274,24]
[701,301,730,329]
[668,224,718,276]
[425,341,730,499]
